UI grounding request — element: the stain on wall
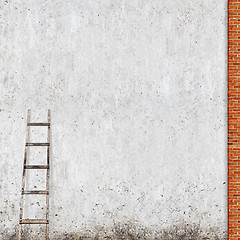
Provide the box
[1,223,227,240]
[0,0,227,239]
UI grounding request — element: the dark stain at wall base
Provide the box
[1,223,227,240]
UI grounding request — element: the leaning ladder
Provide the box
[18,109,51,240]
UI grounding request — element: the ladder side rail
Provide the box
[18,109,31,240]
[46,110,50,240]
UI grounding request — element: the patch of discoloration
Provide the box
[1,223,227,240]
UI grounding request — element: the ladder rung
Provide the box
[20,219,48,224]
[28,123,50,126]
[23,190,48,195]
[26,143,49,146]
[24,165,49,169]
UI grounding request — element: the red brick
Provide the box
[228,1,240,238]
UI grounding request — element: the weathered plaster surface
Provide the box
[0,0,227,239]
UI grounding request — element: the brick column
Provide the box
[229,0,240,238]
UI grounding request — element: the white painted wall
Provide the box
[0,0,227,239]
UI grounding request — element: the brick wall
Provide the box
[229,0,240,239]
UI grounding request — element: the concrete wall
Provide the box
[0,0,227,239]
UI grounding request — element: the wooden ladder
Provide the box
[18,109,51,240]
